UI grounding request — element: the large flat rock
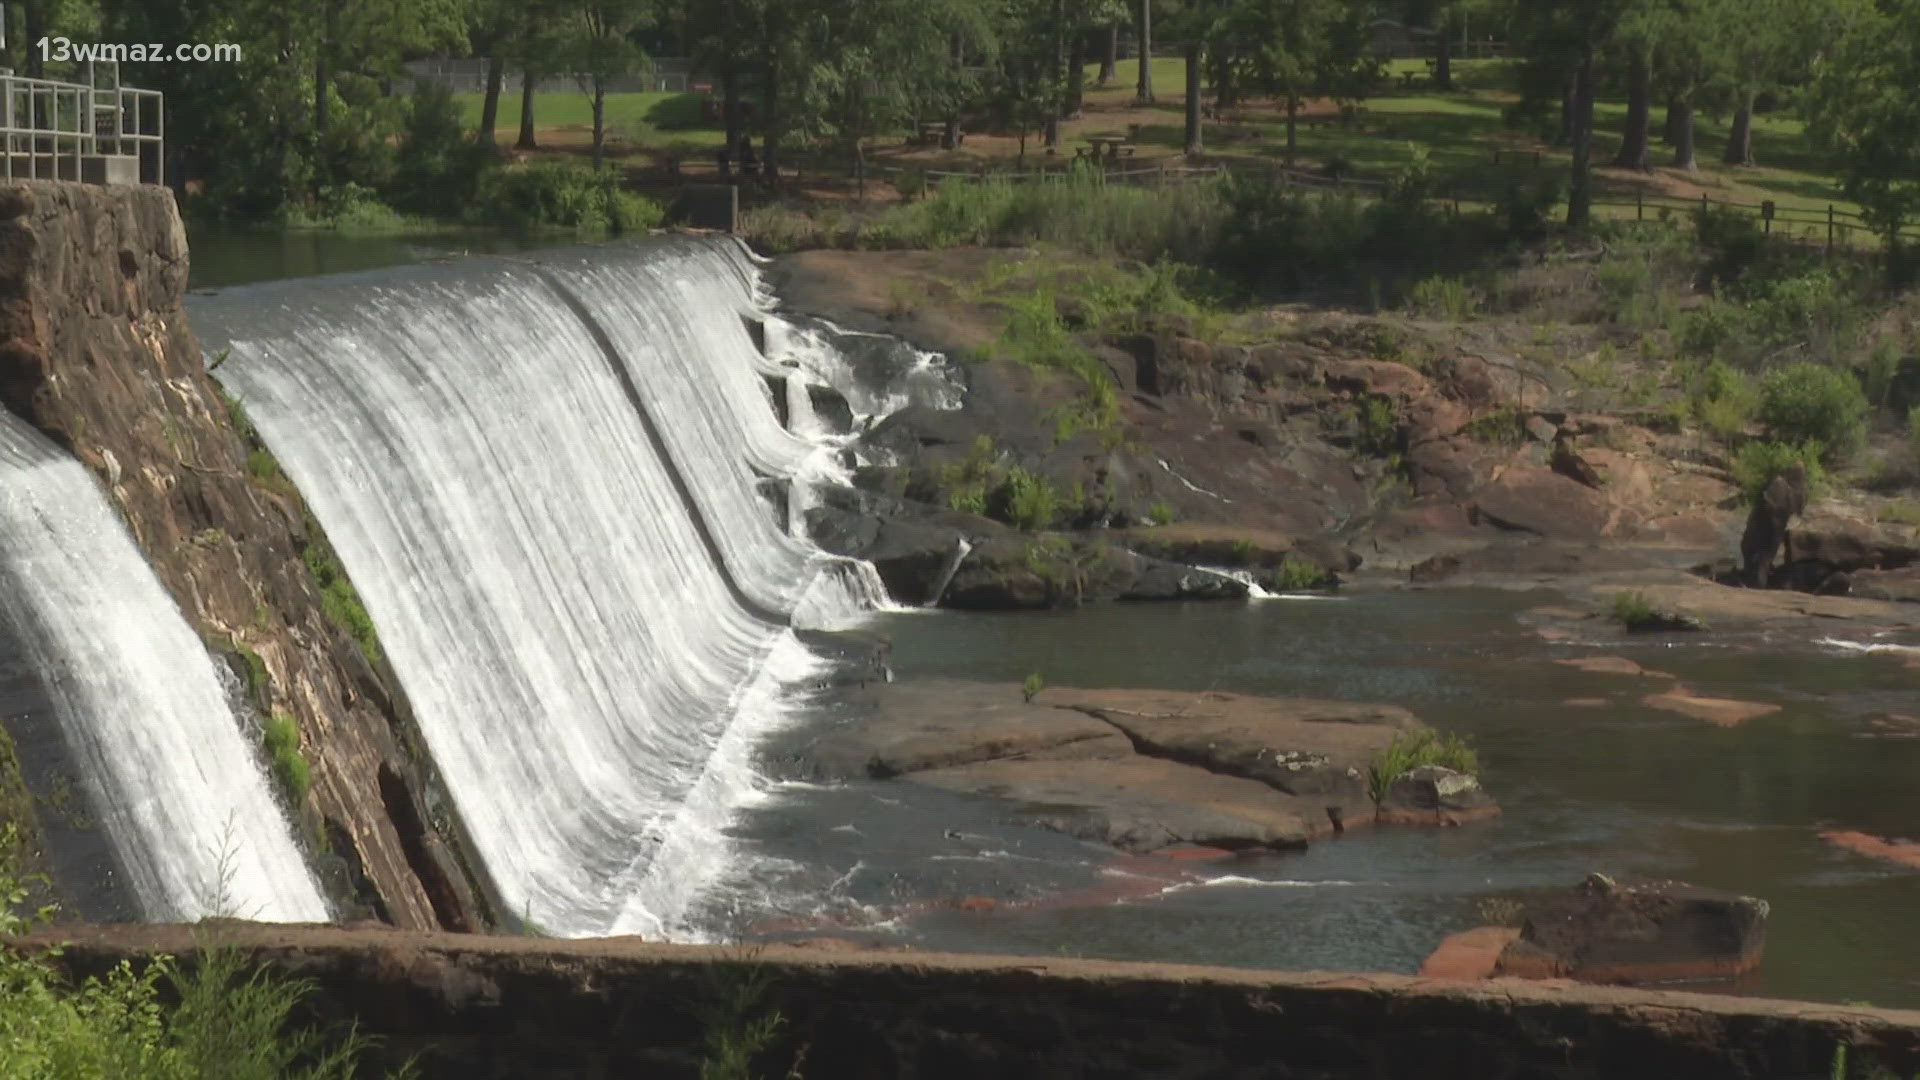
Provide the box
[790,679,1130,780]
[1045,687,1416,824]
[908,755,1326,853]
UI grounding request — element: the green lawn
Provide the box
[454,89,726,151]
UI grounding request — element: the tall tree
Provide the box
[567,0,652,169]
[1230,0,1376,167]
[1805,0,1920,251]
[1510,0,1633,226]
[1135,0,1155,102]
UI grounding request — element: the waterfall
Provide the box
[194,238,897,938]
[0,413,327,923]
[926,537,974,608]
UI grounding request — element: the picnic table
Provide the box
[913,122,961,147]
[1083,136,1135,163]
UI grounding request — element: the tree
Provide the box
[567,0,653,169]
[1509,0,1634,227]
[1805,0,1920,251]
[1135,0,1155,102]
[1227,0,1376,167]
[468,0,517,146]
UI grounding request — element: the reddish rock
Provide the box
[1562,698,1609,708]
[1496,874,1768,986]
[1420,926,1521,980]
[956,896,999,912]
[1471,467,1614,540]
[1640,687,1781,727]
[1555,656,1675,679]
[1821,830,1920,871]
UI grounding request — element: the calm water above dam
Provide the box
[721,589,1920,1009]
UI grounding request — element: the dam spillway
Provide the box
[194,238,890,939]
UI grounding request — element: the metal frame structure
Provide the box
[0,60,162,185]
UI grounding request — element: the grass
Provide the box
[1368,729,1480,803]
[1022,672,1046,704]
[260,711,311,806]
[1271,557,1336,591]
[1,840,388,1079]
[455,89,722,141]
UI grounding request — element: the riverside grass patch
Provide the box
[1368,729,1479,803]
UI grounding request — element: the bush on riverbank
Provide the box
[468,160,663,236]
[1757,362,1869,463]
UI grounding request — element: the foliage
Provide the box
[469,159,663,235]
[1732,440,1827,504]
[694,953,788,1080]
[0,840,382,1080]
[995,467,1062,531]
[261,712,311,806]
[1405,274,1479,320]
[1368,729,1479,803]
[1686,359,1759,443]
[1806,0,1920,248]
[1271,558,1335,591]
[1608,589,1664,631]
[1022,671,1046,704]
[301,522,385,670]
[1148,502,1176,526]
[991,290,1121,442]
[1756,362,1868,461]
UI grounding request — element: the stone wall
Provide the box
[29,924,1920,1080]
[0,181,483,931]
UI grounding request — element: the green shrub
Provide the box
[1271,557,1334,591]
[470,159,662,235]
[1368,729,1479,802]
[1687,359,1759,443]
[1405,275,1478,320]
[1609,590,1659,630]
[301,522,384,669]
[0,844,380,1079]
[234,644,270,708]
[1022,672,1045,703]
[1733,440,1827,504]
[997,467,1061,531]
[1757,362,1868,461]
[260,712,310,805]
[1148,502,1176,526]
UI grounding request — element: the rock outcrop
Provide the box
[780,680,1492,854]
[1497,874,1769,985]
[0,182,483,930]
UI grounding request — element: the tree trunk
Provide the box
[1434,17,1453,91]
[1211,45,1235,109]
[1671,97,1697,171]
[1066,29,1087,117]
[517,69,538,149]
[1611,49,1649,170]
[1723,92,1754,166]
[1567,47,1595,230]
[1183,42,1202,156]
[1662,96,1681,144]
[763,50,781,183]
[591,82,607,170]
[1136,0,1155,103]
[22,0,46,77]
[1286,95,1299,168]
[722,67,741,157]
[1100,23,1119,86]
[479,55,505,147]
[1557,68,1574,146]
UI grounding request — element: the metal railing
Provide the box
[0,61,162,185]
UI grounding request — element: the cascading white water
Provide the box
[195,239,897,939]
[0,414,327,923]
